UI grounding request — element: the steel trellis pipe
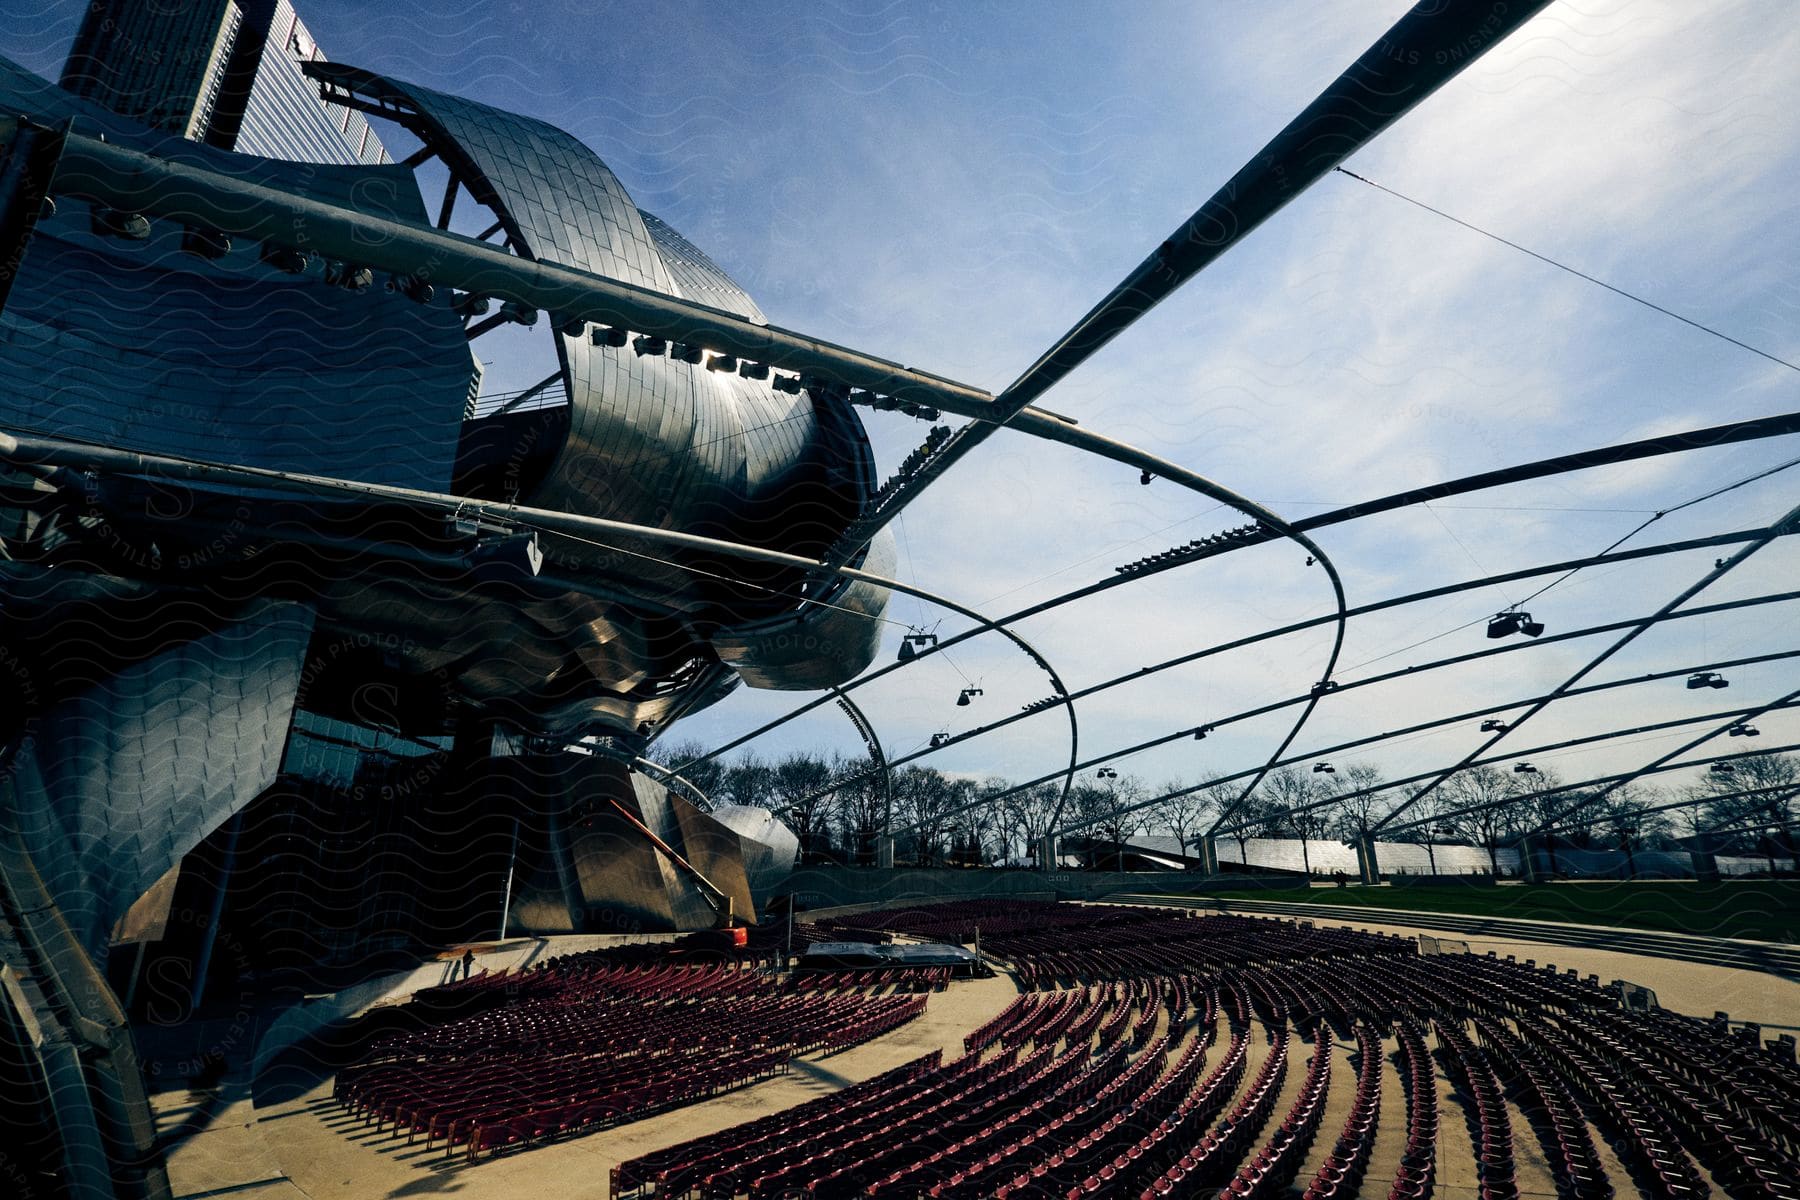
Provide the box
[1366,501,1800,836]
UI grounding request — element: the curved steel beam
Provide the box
[604,750,718,812]
[1084,684,1800,839]
[696,526,1790,843]
[1379,740,1800,841]
[1219,720,1800,841]
[670,413,1800,782]
[832,687,893,849]
[851,600,1800,838]
[0,428,1087,836]
[1514,685,1800,840]
[837,0,1554,554]
[1368,500,1800,834]
[1035,636,1800,840]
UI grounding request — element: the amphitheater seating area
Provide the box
[332,946,925,1160]
[606,901,1800,1200]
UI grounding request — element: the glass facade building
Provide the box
[59,0,388,165]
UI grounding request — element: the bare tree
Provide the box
[1326,763,1389,844]
[768,753,833,861]
[1150,782,1212,864]
[1438,764,1526,874]
[1687,752,1799,870]
[891,766,953,866]
[826,754,885,865]
[1264,766,1333,878]
[723,754,776,807]
[658,740,726,810]
[1213,780,1266,867]
[1595,782,1672,879]
[998,782,1060,867]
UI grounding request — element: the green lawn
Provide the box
[1199,880,1800,943]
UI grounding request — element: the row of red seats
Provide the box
[1302,1020,1383,1200]
[744,1043,1063,1197]
[1134,1021,1287,1198]
[978,1001,1229,1198]
[1515,1014,1705,1199]
[1388,1016,1437,1200]
[609,1052,942,1196]
[1558,1006,1796,1198]
[1214,1023,1332,1199]
[1472,1016,1609,1200]
[1435,1017,1517,1200]
[891,1044,1129,1200]
[847,1040,1102,1197]
[688,1051,1017,1199]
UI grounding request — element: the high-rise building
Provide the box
[60,0,388,165]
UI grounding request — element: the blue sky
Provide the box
[13,2,1800,817]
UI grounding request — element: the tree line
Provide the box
[661,743,1799,874]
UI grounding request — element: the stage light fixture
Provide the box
[1480,719,1509,732]
[1312,762,1336,774]
[323,261,373,292]
[466,530,544,581]
[1687,672,1729,690]
[180,226,231,259]
[261,243,310,274]
[956,687,984,707]
[1488,611,1543,639]
[91,206,150,240]
[1513,762,1539,774]
[896,632,938,663]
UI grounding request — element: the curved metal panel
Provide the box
[7,599,313,955]
[313,65,885,693]
[712,528,895,690]
[639,210,767,323]
[0,55,472,491]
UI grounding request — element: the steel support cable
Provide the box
[921,674,1800,841]
[1366,499,1800,836]
[1022,642,1800,840]
[1095,693,1800,840]
[1363,740,1800,842]
[793,2,1553,828]
[35,106,1793,815]
[1332,166,1800,377]
[677,411,1800,775]
[825,0,1554,565]
[722,530,1788,828]
[1213,720,1800,841]
[1513,685,1800,841]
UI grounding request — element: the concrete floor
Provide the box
[151,911,1799,1199]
